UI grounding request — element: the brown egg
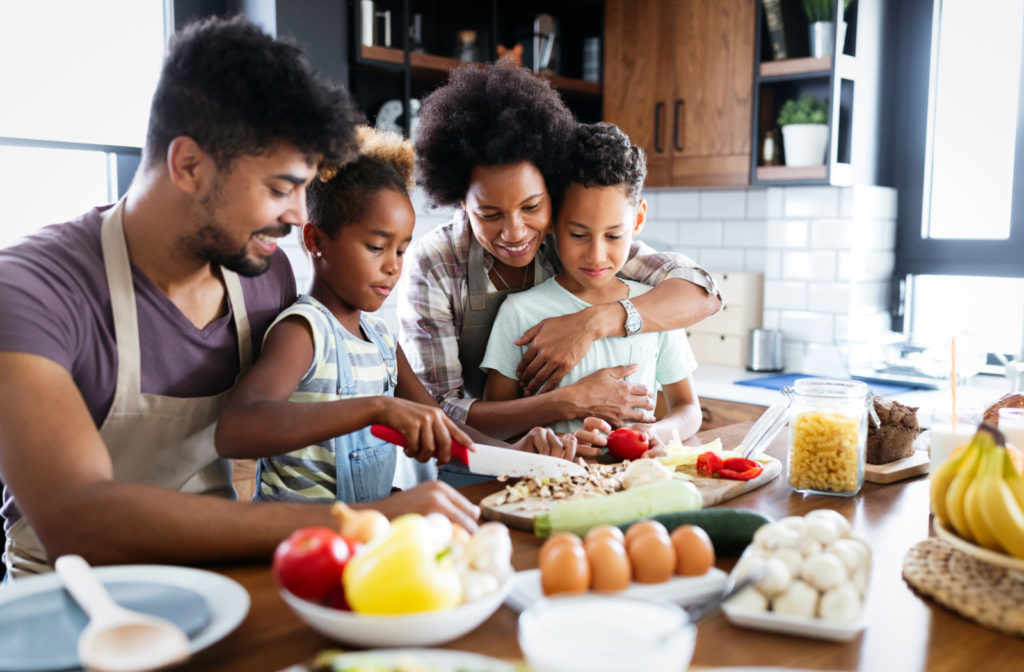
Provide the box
[538,532,583,567]
[585,537,631,592]
[584,524,625,547]
[627,530,676,583]
[670,525,716,576]
[540,539,591,596]
[624,519,670,546]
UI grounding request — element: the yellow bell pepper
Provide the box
[342,514,462,614]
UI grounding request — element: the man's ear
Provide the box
[632,199,648,236]
[302,222,322,258]
[166,136,211,195]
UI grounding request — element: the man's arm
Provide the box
[0,352,336,566]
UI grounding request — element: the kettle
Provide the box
[747,328,784,372]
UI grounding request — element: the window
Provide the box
[0,1,166,245]
[894,0,1024,365]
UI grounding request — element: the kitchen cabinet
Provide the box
[750,0,886,186]
[603,0,755,187]
[686,271,764,368]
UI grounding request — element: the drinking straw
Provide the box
[951,336,957,427]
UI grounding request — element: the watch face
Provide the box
[626,315,642,334]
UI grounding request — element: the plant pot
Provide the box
[781,124,828,167]
[808,21,847,58]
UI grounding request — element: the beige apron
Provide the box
[5,199,251,578]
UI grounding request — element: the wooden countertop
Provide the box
[186,422,1024,671]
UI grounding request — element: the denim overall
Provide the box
[255,298,398,503]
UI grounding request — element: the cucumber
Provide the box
[616,508,773,557]
[533,479,702,538]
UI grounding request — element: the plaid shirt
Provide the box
[396,213,720,423]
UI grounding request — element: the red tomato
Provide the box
[272,527,351,601]
[607,428,649,460]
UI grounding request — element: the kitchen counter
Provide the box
[695,364,1014,426]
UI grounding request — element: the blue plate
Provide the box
[0,580,209,671]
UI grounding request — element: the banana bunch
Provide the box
[931,424,1024,559]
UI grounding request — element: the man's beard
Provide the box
[182,182,281,278]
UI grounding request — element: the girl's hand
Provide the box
[515,310,602,395]
[378,398,471,465]
[569,365,656,426]
[512,426,598,460]
[575,418,665,458]
[623,423,667,458]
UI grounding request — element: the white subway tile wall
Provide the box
[280,185,898,375]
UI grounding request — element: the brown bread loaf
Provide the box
[866,397,922,464]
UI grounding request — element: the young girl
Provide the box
[215,127,544,525]
[480,122,703,454]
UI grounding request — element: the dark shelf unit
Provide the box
[349,0,604,136]
[749,0,860,186]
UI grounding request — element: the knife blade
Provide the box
[370,424,587,480]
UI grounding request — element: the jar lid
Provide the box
[458,30,477,43]
[793,377,868,399]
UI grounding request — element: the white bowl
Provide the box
[518,595,696,672]
[280,576,512,648]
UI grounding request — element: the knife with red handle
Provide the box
[370,424,586,479]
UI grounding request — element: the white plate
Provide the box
[295,648,516,672]
[281,575,512,648]
[721,602,866,642]
[0,565,249,670]
[932,518,1024,574]
[504,567,728,612]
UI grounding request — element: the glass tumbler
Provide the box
[787,378,870,496]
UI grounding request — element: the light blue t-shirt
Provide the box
[480,277,697,434]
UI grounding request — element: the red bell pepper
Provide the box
[695,452,763,481]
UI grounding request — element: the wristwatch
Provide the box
[618,298,643,337]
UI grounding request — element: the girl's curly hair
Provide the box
[569,122,647,205]
[414,60,576,208]
[308,126,414,237]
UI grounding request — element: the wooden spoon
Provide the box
[55,555,190,672]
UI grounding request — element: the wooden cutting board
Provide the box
[480,456,782,532]
[864,450,930,484]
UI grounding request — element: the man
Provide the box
[0,16,478,579]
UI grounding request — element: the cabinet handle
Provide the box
[673,99,684,152]
[653,101,665,154]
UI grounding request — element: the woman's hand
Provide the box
[511,426,599,460]
[372,481,481,532]
[377,398,471,465]
[515,308,603,395]
[568,365,656,427]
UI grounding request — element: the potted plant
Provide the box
[803,0,851,58]
[777,95,829,167]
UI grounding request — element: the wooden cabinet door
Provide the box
[670,0,755,186]
[603,0,675,186]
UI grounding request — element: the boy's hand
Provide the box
[512,426,598,460]
[374,481,480,532]
[576,418,665,458]
[378,398,472,465]
[515,309,602,394]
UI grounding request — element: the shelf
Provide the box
[758,54,857,82]
[359,46,601,95]
[755,164,827,181]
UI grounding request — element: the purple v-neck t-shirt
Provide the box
[0,205,297,527]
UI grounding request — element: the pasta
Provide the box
[789,410,861,493]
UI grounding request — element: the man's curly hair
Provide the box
[145,15,363,169]
[569,122,647,206]
[415,60,576,208]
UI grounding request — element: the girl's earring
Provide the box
[314,251,323,259]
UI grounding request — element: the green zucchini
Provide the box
[533,480,702,538]
[616,508,773,556]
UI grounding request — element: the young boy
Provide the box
[479,122,702,451]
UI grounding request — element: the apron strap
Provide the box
[467,236,487,311]
[222,268,252,370]
[100,199,142,396]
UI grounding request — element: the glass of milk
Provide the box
[518,595,696,672]
[998,407,1024,450]
[927,406,980,469]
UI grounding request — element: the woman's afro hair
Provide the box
[308,126,414,237]
[569,122,647,205]
[414,60,576,207]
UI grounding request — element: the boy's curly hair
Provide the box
[414,60,576,208]
[145,15,362,169]
[569,122,647,206]
[308,126,415,238]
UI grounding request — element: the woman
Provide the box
[397,60,721,450]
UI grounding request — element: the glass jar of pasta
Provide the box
[787,378,871,496]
